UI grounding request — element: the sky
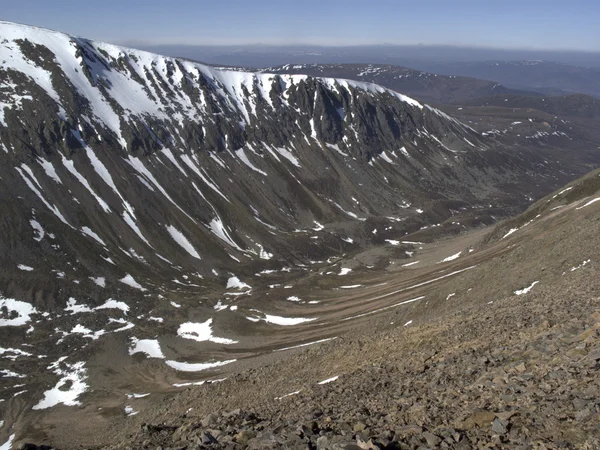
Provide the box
[1,0,599,50]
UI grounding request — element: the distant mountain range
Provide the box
[133,43,600,70]
[411,60,600,99]
[132,43,600,99]
[262,63,542,104]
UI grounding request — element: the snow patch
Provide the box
[515,281,539,295]
[0,297,37,326]
[227,276,251,290]
[440,252,461,263]
[165,359,236,372]
[318,375,339,385]
[177,319,238,345]
[119,274,146,291]
[166,225,201,259]
[129,338,165,359]
[95,299,129,314]
[90,277,106,288]
[32,358,88,409]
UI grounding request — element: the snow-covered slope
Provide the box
[0,21,577,300]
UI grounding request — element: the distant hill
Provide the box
[460,93,600,119]
[412,60,600,99]
[263,63,542,104]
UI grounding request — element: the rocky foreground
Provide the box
[110,277,599,450]
[83,190,599,450]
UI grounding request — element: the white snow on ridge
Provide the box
[1,21,432,154]
[342,295,425,322]
[122,211,151,247]
[124,406,138,416]
[335,78,422,109]
[569,259,591,272]
[235,149,267,176]
[275,390,302,400]
[0,368,26,378]
[0,347,33,360]
[166,225,201,259]
[273,146,301,167]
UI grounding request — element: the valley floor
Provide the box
[6,190,600,449]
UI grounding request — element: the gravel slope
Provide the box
[55,175,599,449]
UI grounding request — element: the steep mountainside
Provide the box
[262,63,541,104]
[1,22,599,448]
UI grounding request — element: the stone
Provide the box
[423,431,442,446]
[491,418,508,435]
[394,425,423,438]
[201,413,218,428]
[355,435,379,450]
[515,362,527,373]
[461,411,496,430]
[235,430,257,446]
[587,349,600,361]
[316,435,330,449]
[353,422,367,433]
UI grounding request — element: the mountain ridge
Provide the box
[260,63,544,104]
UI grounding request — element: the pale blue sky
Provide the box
[1,0,599,50]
